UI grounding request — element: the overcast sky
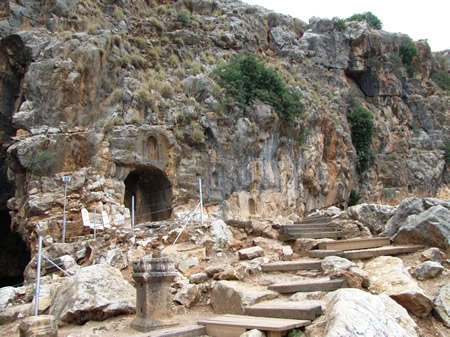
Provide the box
[242,0,449,52]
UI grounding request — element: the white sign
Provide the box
[62,176,71,182]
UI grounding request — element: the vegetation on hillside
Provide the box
[347,105,375,173]
[346,11,383,30]
[400,41,418,76]
[213,53,304,125]
[432,70,450,91]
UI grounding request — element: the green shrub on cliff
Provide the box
[346,12,382,30]
[400,42,417,66]
[213,53,304,125]
[26,152,56,175]
[348,105,374,173]
[431,70,450,91]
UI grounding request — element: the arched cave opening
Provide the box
[124,168,173,223]
[0,210,30,287]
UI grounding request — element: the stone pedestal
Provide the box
[19,315,57,337]
[130,257,178,332]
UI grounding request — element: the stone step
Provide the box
[131,325,207,337]
[307,245,424,259]
[268,279,346,294]
[262,260,322,272]
[307,250,345,258]
[286,227,335,233]
[318,237,391,251]
[342,245,424,260]
[244,303,323,321]
[198,314,310,337]
[290,232,343,239]
[295,216,332,225]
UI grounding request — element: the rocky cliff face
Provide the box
[0,0,448,254]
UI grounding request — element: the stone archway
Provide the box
[124,168,172,223]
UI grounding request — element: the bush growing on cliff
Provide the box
[213,53,304,125]
[347,105,374,173]
[400,42,417,66]
[26,152,56,175]
[431,70,450,91]
[346,11,382,30]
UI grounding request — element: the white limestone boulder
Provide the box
[305,288,418,337]
[364,256,433,317]
[49,264,135,324]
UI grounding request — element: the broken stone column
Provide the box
[131,257,178,332]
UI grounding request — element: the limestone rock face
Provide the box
[211,280,278,314]
[382,198,450,251]
[347,203,397,234]
[434,283,450,328]
[0,0,448,253]
[364,256,433,317]
[305,289,418,337]
[49,265,136,324]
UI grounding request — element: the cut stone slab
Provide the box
[199,314,310,337]
[307,250,345,258]
[318,237,391,251]
[211,281,278,314]
[262,260,322,272]
[268,279,346,294]
[342,245,424,260]
[365,256,433,318]
[139,325,207,337]
[245,302,322,320]
[291,232,343,239]
[238,246,264,260]
[295,216,332,225]
[19,315,57,337]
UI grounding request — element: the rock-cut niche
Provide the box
[124,168,172,223]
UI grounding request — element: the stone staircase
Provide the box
[195,216,425,337]
[279,215,343,240]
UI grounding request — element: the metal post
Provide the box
[34,236,43,316]
[93,208,97,240]
[62,181,68,243]
[199,177,204,226]
[131,196,135,229]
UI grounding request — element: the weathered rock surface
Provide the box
[382,198,450,251]
[0,286,16,307]
[420,247,444,263]
[305,289,418,337]
[240,329,267,337]
[347,203,397,234]
[238,246,264,260]
[18,314,57,337]
[414,261,444,280]
[211,280,278,314]
[49,265,135,324]
[433,283,450,328]
[321,256,356,274]
[364,256,433,317]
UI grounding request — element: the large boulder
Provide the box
[347,203,397,234]
[382,198,450,251]
[211,281,278,314]
[364,256,433,317]
[49,265,135,324]
[434,284,450,328]
[305,289,418,337]
[210,220,233,249]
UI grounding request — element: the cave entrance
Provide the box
[124,168,172,223]
[0,211,30,287]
